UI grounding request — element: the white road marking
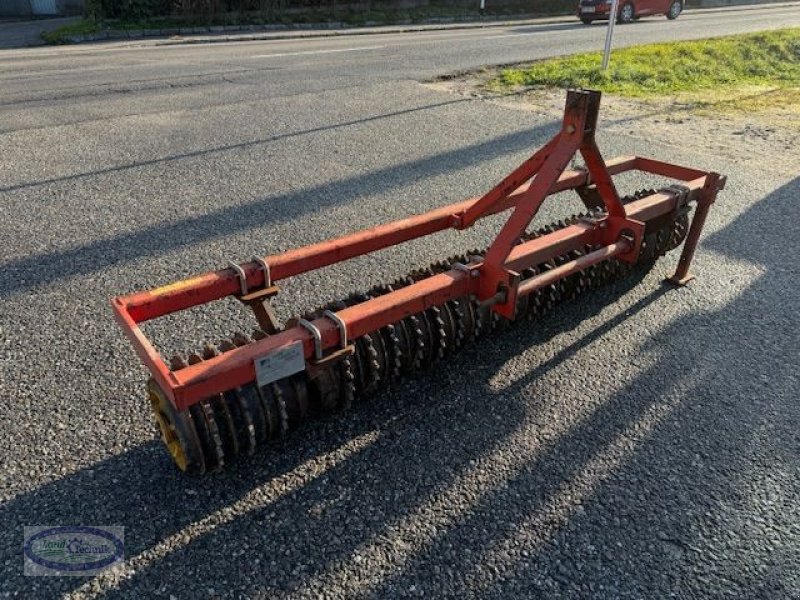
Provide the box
[250,44,386,58]
[483,31,557,40]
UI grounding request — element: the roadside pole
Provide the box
[602,0,620,70]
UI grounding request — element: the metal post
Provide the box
[480,0,485,12]
[668,173,723,286]
[602,0,620,71]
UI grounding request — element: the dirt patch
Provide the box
[427,75,800,177]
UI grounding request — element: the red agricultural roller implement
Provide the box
[112,89,725,474]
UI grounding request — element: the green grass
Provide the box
[41,19,102,44]
[494,28,800,96]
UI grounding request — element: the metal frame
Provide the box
[111,90,725,411]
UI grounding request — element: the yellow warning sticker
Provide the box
[150,276,208,297]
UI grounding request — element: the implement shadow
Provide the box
[1,327,529,598]
[0,118,557,299]
[362,177,800,598]
[3,254,657,599]
[0,402,411,597]
[88,269,665,598]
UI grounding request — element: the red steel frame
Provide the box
[112,90,724,411]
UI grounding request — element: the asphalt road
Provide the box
[1,4,799,599]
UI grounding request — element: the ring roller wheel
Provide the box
[149,194,692,474]
[148,379,206,475]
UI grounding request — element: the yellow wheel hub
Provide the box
[148,383,190,472]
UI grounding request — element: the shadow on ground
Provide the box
[0,112,558,299]
[2,264,654,597]
[361,176,800,598]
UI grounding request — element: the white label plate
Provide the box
[254,341,305,387]
[582,6,596,12]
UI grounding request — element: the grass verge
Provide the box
[493,28,800,97]
[41,19,102,44]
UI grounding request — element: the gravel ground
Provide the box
[1,16,799,599]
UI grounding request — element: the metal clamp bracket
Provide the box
[453,262,480,277]
[298,313,355,367]
[230,257,282,334]
[252,255,272,289]
[229,256,279,299]
[661,183,692,218]
[323,310,348,349]
[228,261,249,297]
[298,318,323,361]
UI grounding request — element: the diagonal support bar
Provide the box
[464,89,647,318]
[473,90,622,318]
[476,131,581,315]
[454,134,561,229]
[580,140,626,219]
[576,92,626,219]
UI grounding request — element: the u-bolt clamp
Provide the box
[298,318,323,361]
[323,310,348,348]
[251,255,272,289]
[298,311,350,363]
[229,256,274,297]
[228,261,249,297]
